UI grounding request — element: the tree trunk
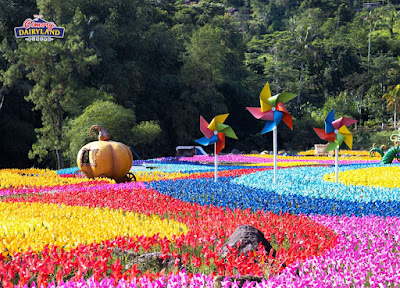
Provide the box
[395,101,397,129]
[274,48,279,94]
[368,24,372,75]
[0,94,4,111]
[55,95,64,170]
[296,62,304,116]
[51,55,64,170]
[210,76,216,114]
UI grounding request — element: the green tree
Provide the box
[65,100,136,163]
[288,10,321,114]
[366,54,399,129]
[181,23,229,114]
[383,84,400,128]
[1,8,99,169]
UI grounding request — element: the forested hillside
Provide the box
[1,0,400,169]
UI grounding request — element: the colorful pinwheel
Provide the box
[313,109,357,152]
[246,81,296,184]
[195,114,238,155]
[246,82,297,134]
[195,114,237,182]
[313,109,357,183]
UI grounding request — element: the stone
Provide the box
[231,149,241,154]
[112,249,178,271]
[250,150,260,154]
[213,275,264,288]
[219,225,274,258]
[260,150,269,155]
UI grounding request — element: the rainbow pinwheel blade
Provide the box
[259,82,273,112]
[326,133,345,152]
[246,107,274,121]
[215,133,225,155]
[200,115,214,139]
[261,111,283,134]
[208,114,229,131]
[338,125,353,149]
[195,134,218,146]
[276,102,293,130]
[335,132,346,146]
[332,117,357,130]
[325,109,335,133]
[313,128,336,142]
[326,141,339,152]
[216,123,238,139]
[267,92,297,107]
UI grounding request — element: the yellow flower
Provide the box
[134,171,190,182]
[247,153,377,161]
[297,150,371,156]
[241,162,320,167]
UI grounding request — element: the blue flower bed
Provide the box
[149,165,400,217]
[234,164,400,203]
[57,167,79,175]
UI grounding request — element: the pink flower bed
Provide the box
[177,155,380,165]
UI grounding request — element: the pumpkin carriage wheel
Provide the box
[123,172,137,182]
[73,169,88,178]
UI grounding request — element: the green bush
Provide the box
[353,129,396,150]
[131,121,162,159]
[65,101,136,163]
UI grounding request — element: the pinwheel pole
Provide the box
[335,148,339,183]
[273,126,277,184]
[214,141,218,182]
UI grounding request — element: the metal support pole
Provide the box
[273,126,277,184]
[214,143,218,182]
[335,148,339,183]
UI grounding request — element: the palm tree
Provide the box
[383,84,400,129]
[288,17,317,116]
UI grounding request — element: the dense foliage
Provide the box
[2,0,400,168]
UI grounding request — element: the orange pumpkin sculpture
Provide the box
[76,125,134,183]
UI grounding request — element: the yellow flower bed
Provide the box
[324,166,400,188]
[0,202,188,256]
[296,150,316,156]
[134,171,190,182]
[0,169,111,189]
[297,150,371,156]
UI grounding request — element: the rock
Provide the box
[219,225,274,258]
[112,249,178,271]
[250,150,260,154]
[213,275,264,288]
[260,150,269,155]
[231,149,241,154]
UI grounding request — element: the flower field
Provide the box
[1,153,400,287]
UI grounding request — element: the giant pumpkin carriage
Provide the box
[75,125,136,182]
